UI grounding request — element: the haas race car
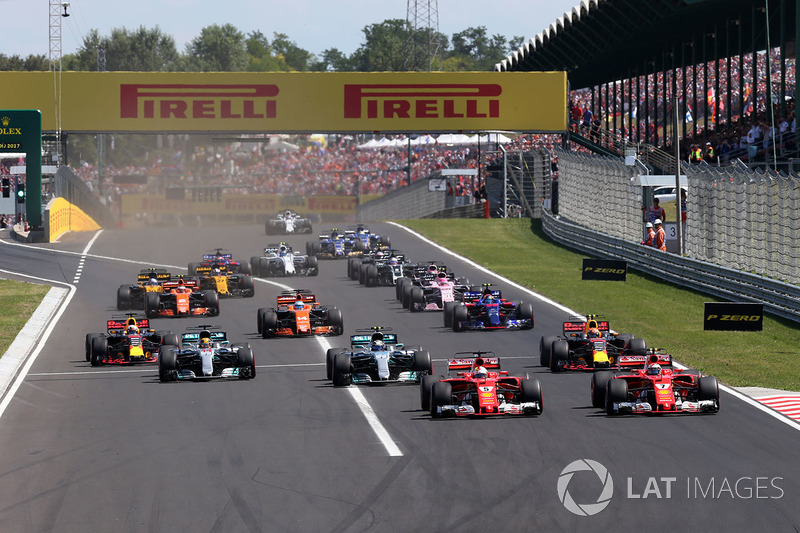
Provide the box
[445,285,534,331]
[144,278,220,318]
[420,353,543,418]
[257,290,343,338]
[85,315,179,367]
[158,326,256,382]
[591,350,720,415]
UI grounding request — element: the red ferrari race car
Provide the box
[144,278,220,318]
[257,290,343,338]
[591,351,720,415]
[420,353,543,418]
[85,315,179,366]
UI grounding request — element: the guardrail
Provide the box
[541,209,800,323]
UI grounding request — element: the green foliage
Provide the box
[0,280,49,359]
[186,23,247,71]
[350,19,412,72]
[0,53,49,71]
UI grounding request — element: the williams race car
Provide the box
[446,285,534,332]
[158,326,256,381]
[144,278,220,318]
[116,268,173,310]
[420,353,543,418]
[266,210,313,235]
[257,290,343,338]
[591,351,720,415]
[85,315,179,367]
[250,243,319,277]
[326,327,432,386]
[540,315,647,372]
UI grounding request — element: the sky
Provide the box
[4,0,581,61]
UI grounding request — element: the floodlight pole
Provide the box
[674,96,683,255]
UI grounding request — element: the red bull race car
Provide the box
[85,315,179,366]
[420,353,543,418]
[144,278,220,318]
[257,290,343,338]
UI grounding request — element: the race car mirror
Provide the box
[581,259,627,281]
[704,302,763,331]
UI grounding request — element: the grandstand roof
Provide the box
[496,0,795,89]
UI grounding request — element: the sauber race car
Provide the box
[188,249,252,276]
[308,228,366,259]
[85,315,179,367]
[591,351,720,415]
[327,327,432,386]
[396,263,470,313]
[144,278,220,318]
[540,315,647,372]
[257,290,343,338]
[420,353,543,418]
[116,268,173,310]
[192,262,255,298]
[446,285,534,332]
[348,225,390,252]
[250,243,318,277]
[158,326,256,382]
[266,210,313,235]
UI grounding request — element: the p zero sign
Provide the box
[582,259,627,281]
[0,71,566,133]
[704,302,763,331]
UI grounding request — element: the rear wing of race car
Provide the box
[562,318,610,337]
[162,279,199,290]
[137,270,171,283]
[181,331,228,344]
[277,290,316,306]
[617,351,673,369]
[350,333,399,347]
[107,318,150,332]
[462,289,502,303]
[202,253,232,261]
[195,264,228,275]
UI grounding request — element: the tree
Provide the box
[271,33,313,72]
[309,48,354,72]
[62,27,179,71]
[245,31,290,71]
[0,54,49,71]
[186,23,247,71]
[350,19,411,72]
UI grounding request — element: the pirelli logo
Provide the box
[120,84,279,120]
[343,84,501,120]
[581,259,627,281]
[704,302,763,331]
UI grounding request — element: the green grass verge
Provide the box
[399,218,800,391]
[0,279,50,358]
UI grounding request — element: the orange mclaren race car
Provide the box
[144,278,220,318]
[257,290,343,338]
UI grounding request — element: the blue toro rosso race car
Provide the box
[445,285,534,332]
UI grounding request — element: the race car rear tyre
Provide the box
[420,374,436,411]
[85,333,101,362]
[158,346,178,382]
[627,337,647,356]
[261,310,278,338]
[90,336,107,367]
[443,301,456,328]
[144,293,160,319]
[591,371,614,408]
[413,350,432,374]
[379,236,391,247]
[409,287,424,312]
[257,308,265,335]
[188,262,201,276]
[358,263,368,285]
[402,282,414,309]
[311,241,321,256]
[332,353,352,387]
[616,333,634,347]
[163,333,180,348]
[605,379,628,415]
[353,239,366,252]
[307,255,319,276]
[520,378,543,415]
[328,308,344,335]
[239,275,255,297]
[539,336,559,367]
[550,340,569,372]
[117,286,131,310]
[236,347,256,379]
[516,301,534,329]
[326,348,340,380]
[259,258,272,278]
[698,376,720,410]
[366,265,378,287]
[347,257,358,279]
[250,256,263,278]
[395,277,410,300]
[430,381,452,418]
[238,261,252,276]
[452,304,468,332]
[204,290,220,316]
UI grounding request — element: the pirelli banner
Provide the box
[0,71,566,133]
[704,302,764,331]
[581,259,627,281]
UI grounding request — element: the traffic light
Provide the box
[1,178,8,198]
[16,183,25,203]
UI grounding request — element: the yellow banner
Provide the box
[0,71,567,133]
[121,194,356,216]
[48,197,101,242]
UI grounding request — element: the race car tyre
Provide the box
[409,287,424,312]
[311,241,321,256]
[550,340,569,372]
[306,241,313,257]
[358,263,368,285]
[328,308,344,335]
[430,381,452,418]
[239,275,255,297]
[250,256,263,278]
[90,336,108,367]
[402,282,414,309]
[236,347,256,379]
[681,368,701,376]
[259,257,272,278]
[116,286,131,310]
[591,371,614,408]
[144,293,160,319]
[627,337,647,356]
[188,262,201,276]
[347,257,358,279]
[605,379,628,415]
[307,255,319,276]
[332,353,352,387]
[353,239,366,252]
[615,333,634,347]
[395,277,410,300]
[261,310,278,338]
[163,333,180,348]
[698,376,720,409]
[326,348,340,380]
[379,236,391,247]
[539,336,559,367]
[412,350,432,374]
[85,333,101,362]
[265,221,275,235]
[158,346,178,382]
[203,290,220,316]
[452,304,468,332]
[420,374,437,411]
[516,302,534,329]
[443,301,456,328]
[366,265,379,287]
[520,378,544,414]
[237,261,252,276]
[257,308,265,335]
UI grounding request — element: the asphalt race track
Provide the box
[0,222,799,532]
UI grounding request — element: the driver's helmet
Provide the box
[285,210,292,217]
[331,229,339,238]
[178,278,185,287]
[127,325,139,335]
[294,299,305,310]
[436,272,448,284]
[646,363,662,376]
[212,267,221,276]
[148,276,159,285]
[427,265,438,274]
[371,332,384,343]
[371,340,385,351]
[357,225,365,233]
[473,358,487,378]
[482,293,494,304]
[279,245,288,256]
[389,257,398,265]
[199,332,212,348]
[587,328,601,339]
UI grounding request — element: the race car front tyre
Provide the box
[698,376,720,410]
[516,301,534,329]
[550,340,569,372]
[420,374,437,411]
[379,236,391,247]
[158,346,178,382]
[332,353,352,387]
[117,286,131,310]
[239,275,255,297]
[413,350,432,374]
[90,336,108,367]
[591,371,614,408]
[328,308,344,335]
[539,336,559,367]
[395,277,410,301]
[452,304,468,332]
[605,379,628,415]
[402,282,414,309]
[520,379,543,415]
[238,261,252,276]
[311,241,321,256]
[325,348,341,380]
[443,301,456,328]
[261,310,278,338]
[365,265,378,287]
[257,308,265,335]
[250,256,263,278]
[627,337,647,356]
[204,290,220,316]
[306,255,319,276]
[358,263,368,285]
[430,381,452,418]
[85,333,101,362]
[163,333,180,348]
[237,347,256,379]
[409,288,424,312]
[144,293,160,319]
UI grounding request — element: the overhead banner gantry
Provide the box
[0,71,567,133]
